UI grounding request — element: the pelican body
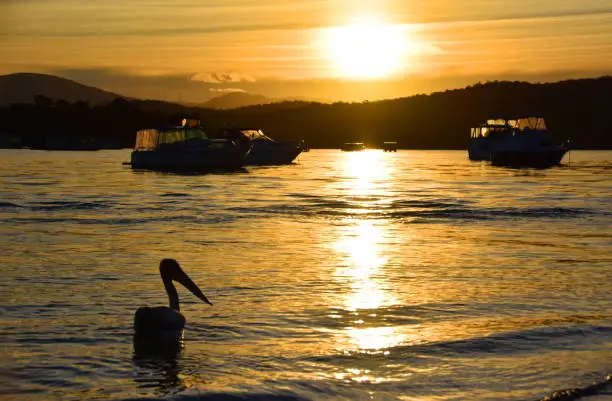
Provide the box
[134,259,212,338]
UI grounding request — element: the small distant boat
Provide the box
[223,128,303,165]
[381,142,398,152]
[130,119,250,171]
[341,142,366,152]
[468,117,569,168]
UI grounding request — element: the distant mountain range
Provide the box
[0,73,122,105]
[194,92,278,109]
[194,92,328,109]
[0,73,319,109]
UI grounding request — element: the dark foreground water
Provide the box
[1,149,612,401]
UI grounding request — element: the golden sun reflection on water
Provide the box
[332,150,405,357]
[334,219,406,355]
[345,326,407,351]
[335,220,393,311]
[341,149,393,197]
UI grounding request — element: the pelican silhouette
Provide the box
[134,259,212,338]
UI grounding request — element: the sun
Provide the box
[322,16,408,79]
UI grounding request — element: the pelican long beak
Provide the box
[174,269,213,306]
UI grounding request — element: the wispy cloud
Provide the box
[192,72,255,84]
[208,87,246,93]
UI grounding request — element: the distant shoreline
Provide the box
[2,146,612,151]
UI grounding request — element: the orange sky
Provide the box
[1,0,612,102]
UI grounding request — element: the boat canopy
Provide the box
[472,117,547,138]
[135,126,208,150]
[486,119,510,126]
[485,117,547,130]
[516,117,547,131]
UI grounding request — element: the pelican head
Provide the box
[159,258,213,311]
[134,259,212,337]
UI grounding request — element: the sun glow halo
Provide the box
[323,17,407,79]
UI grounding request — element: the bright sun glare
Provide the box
[323,16,408,79]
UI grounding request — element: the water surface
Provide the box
[1,149,612,400]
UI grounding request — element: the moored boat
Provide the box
[130,119,250,171]
[381,141,398,152]
[222,128,303,165]
[468,117,569,167]
[341,142,366,151]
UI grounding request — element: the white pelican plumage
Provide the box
[134,259,212,337]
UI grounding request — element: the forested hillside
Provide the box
[1,77,610,149]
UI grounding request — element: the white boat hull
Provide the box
[246,141,303,165]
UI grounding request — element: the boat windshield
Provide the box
[239,129,273,141]
[471,125,511,138]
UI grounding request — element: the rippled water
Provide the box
[1,149,612,401]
